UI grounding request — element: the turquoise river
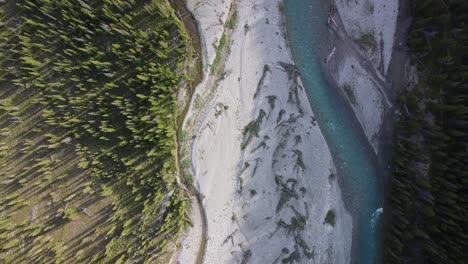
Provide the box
[284,0,385,263]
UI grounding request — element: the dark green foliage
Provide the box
[278,62,303,115]
[241,109,266,150]
[0,0,191,262]
[267,95,277,110]
[249,189,257,197]
[211,32,226,74]
[275,176,299,213]
[384,1,468,263]
[324,210,335,226]
[228,10,237,29]
[357,33,377,50]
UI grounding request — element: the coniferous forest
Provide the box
[0,0,193,263]
[384,0,468,263]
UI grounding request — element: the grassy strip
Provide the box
[210,32,227,74]
[228,10,238,29]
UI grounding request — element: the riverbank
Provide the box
[326,0,400,154]
[174,0,353,263]
[169,0,203,128]
[317,0,411,262]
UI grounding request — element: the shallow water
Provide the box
[284,0,384,263]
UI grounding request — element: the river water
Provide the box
[284,0,384,263]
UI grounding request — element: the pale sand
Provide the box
[333,53,385,152]
[335,0,399,74]
[175,195,203,264]
[329,0,399,153]
[186,0,231,73]
[174,0,353,263]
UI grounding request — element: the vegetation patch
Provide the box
[279,61,303,115]
[211,32,227,74]
[324,210,336,226]
[228,10,238,29]
[275,176,299,213]
[241,109,266,150]
[249,189,257,197]
[357,32,377,50]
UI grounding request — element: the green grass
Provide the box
[211,32,227,74]
[228,10,238,29]
[182,159,191,169]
